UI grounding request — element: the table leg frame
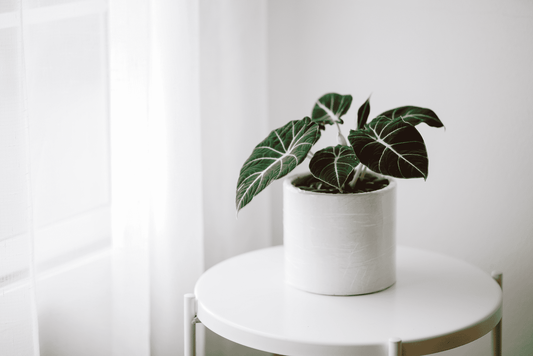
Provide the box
[389,337,402,356]
[184,293,198,356]
[491,272,503,356]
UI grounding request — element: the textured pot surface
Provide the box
[283,173,397,295]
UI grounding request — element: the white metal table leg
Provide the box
[184,293,197,356]
[389,337,402,356]
[491,272,503,356]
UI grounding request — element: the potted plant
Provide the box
[236,93,444,295]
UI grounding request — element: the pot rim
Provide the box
[284,172,397,196]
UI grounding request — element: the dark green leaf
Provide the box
[348,116,429,179]
[236,117,321,212]
[309,145,359,193]
[357,96,371,129]
[377,106,443,128]
[311,93,353,125]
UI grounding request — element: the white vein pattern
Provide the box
[236,118,320,211]
[312,93,352,125]
[370,122,425,178]
[309,146,358,192]
[349,117,428,179]
[378,106,443,128]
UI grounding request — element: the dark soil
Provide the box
[293,173,389,194]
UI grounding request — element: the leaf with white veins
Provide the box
[309,145,359,193]
[377,106,443,128]
[348,116,429,179]
[236,117,321,212]
[311,93,353,125]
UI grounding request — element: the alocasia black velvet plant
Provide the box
[236,93,444,212]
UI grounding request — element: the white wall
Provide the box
[268,1,533,355]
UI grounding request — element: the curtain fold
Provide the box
[149,0,205,354]
[110,0,206,354]
[109,0,151,354]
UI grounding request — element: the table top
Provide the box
[194,246,502,356]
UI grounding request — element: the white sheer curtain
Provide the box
[110,0,206,354]
[111,0,273,354]
[1,0,271,355]
[2,0,109,355]
[0,2,40,355]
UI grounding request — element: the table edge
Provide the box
[195,245,503,355]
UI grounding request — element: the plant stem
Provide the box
[348,164,364,189]
[360,166,367,180]
[336,123,348,146]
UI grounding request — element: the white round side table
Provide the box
[185,246,503,356]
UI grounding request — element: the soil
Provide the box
[292,173,390,194]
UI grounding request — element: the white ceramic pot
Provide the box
[283,173,397,295]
